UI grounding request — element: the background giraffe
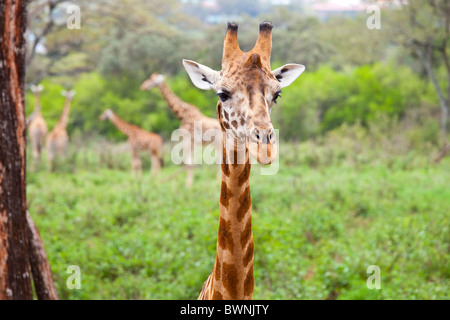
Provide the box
[140,72,222,187]
[99,108,163,178]
[27,84,48,167]
[46,90,75,171]
[183,21,305,299]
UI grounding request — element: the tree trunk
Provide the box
[0,0,33,300]
[26,211,59,300]
[415,46,449,136]
[1,0,57,300]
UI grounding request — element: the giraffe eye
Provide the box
[217,92,230,102]
[273,91,282,103]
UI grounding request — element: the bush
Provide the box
[273,63,434,140]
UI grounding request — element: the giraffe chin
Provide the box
[248,140,277,165]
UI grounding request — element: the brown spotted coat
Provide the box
[99,109,163,177]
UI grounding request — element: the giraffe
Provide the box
[99,108,163,178]
[45,90,75,171]
[140,72,222,187]
[27,84,48,166]
[183,21,305,299]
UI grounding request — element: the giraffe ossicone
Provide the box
[183,21,305,300]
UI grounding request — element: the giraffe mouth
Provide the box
[140,83,153,91]
[222,128,277,165]
[248,127,278,165]
[248,140,277,165]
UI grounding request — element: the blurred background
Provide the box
[25,0,449,299]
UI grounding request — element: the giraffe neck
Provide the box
[109,112,136,137]
[56,98,71,129]
[157,82,198,121]
[208,136,254,300]
[33,93,41,114]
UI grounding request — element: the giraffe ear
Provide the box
[272,64,305,88]
[182,59,219,90]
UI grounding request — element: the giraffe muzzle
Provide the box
[248,127,277,165]
[250,128,275,145]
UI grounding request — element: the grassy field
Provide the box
[26,137,450,300]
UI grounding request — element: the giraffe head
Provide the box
[30,84,44,94]
[183,22,305,165]
[140,72,165,91]
[61,90,76,101]
[99,108,114,121]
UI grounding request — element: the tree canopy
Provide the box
[25,0,448,141]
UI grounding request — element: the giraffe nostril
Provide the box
[251,129,275,144]
[250,129,260,143]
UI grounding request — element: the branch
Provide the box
[441,45,450,103]
[434,143,450,163]
[412,43,445,102]
[26,0,64,67]
[413,44,449,134]
[27,0,52,22]
[26,211,59,300]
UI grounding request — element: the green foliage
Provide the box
[26,72,220,141]
[25,0,446,141]
[26,135,450,300]
[274,63,434,139]
[22,0,450,301]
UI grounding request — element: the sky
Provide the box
[310,0,363,5]
[307,0,366,10]
[271,0,364,7]
[329,0,362,4]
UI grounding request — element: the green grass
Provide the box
[26,141,450,300]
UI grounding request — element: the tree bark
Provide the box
[0,0,33,300]
[1,0,57,300]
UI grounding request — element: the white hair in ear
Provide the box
[182,59,219,90]
[272,64,305,88]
